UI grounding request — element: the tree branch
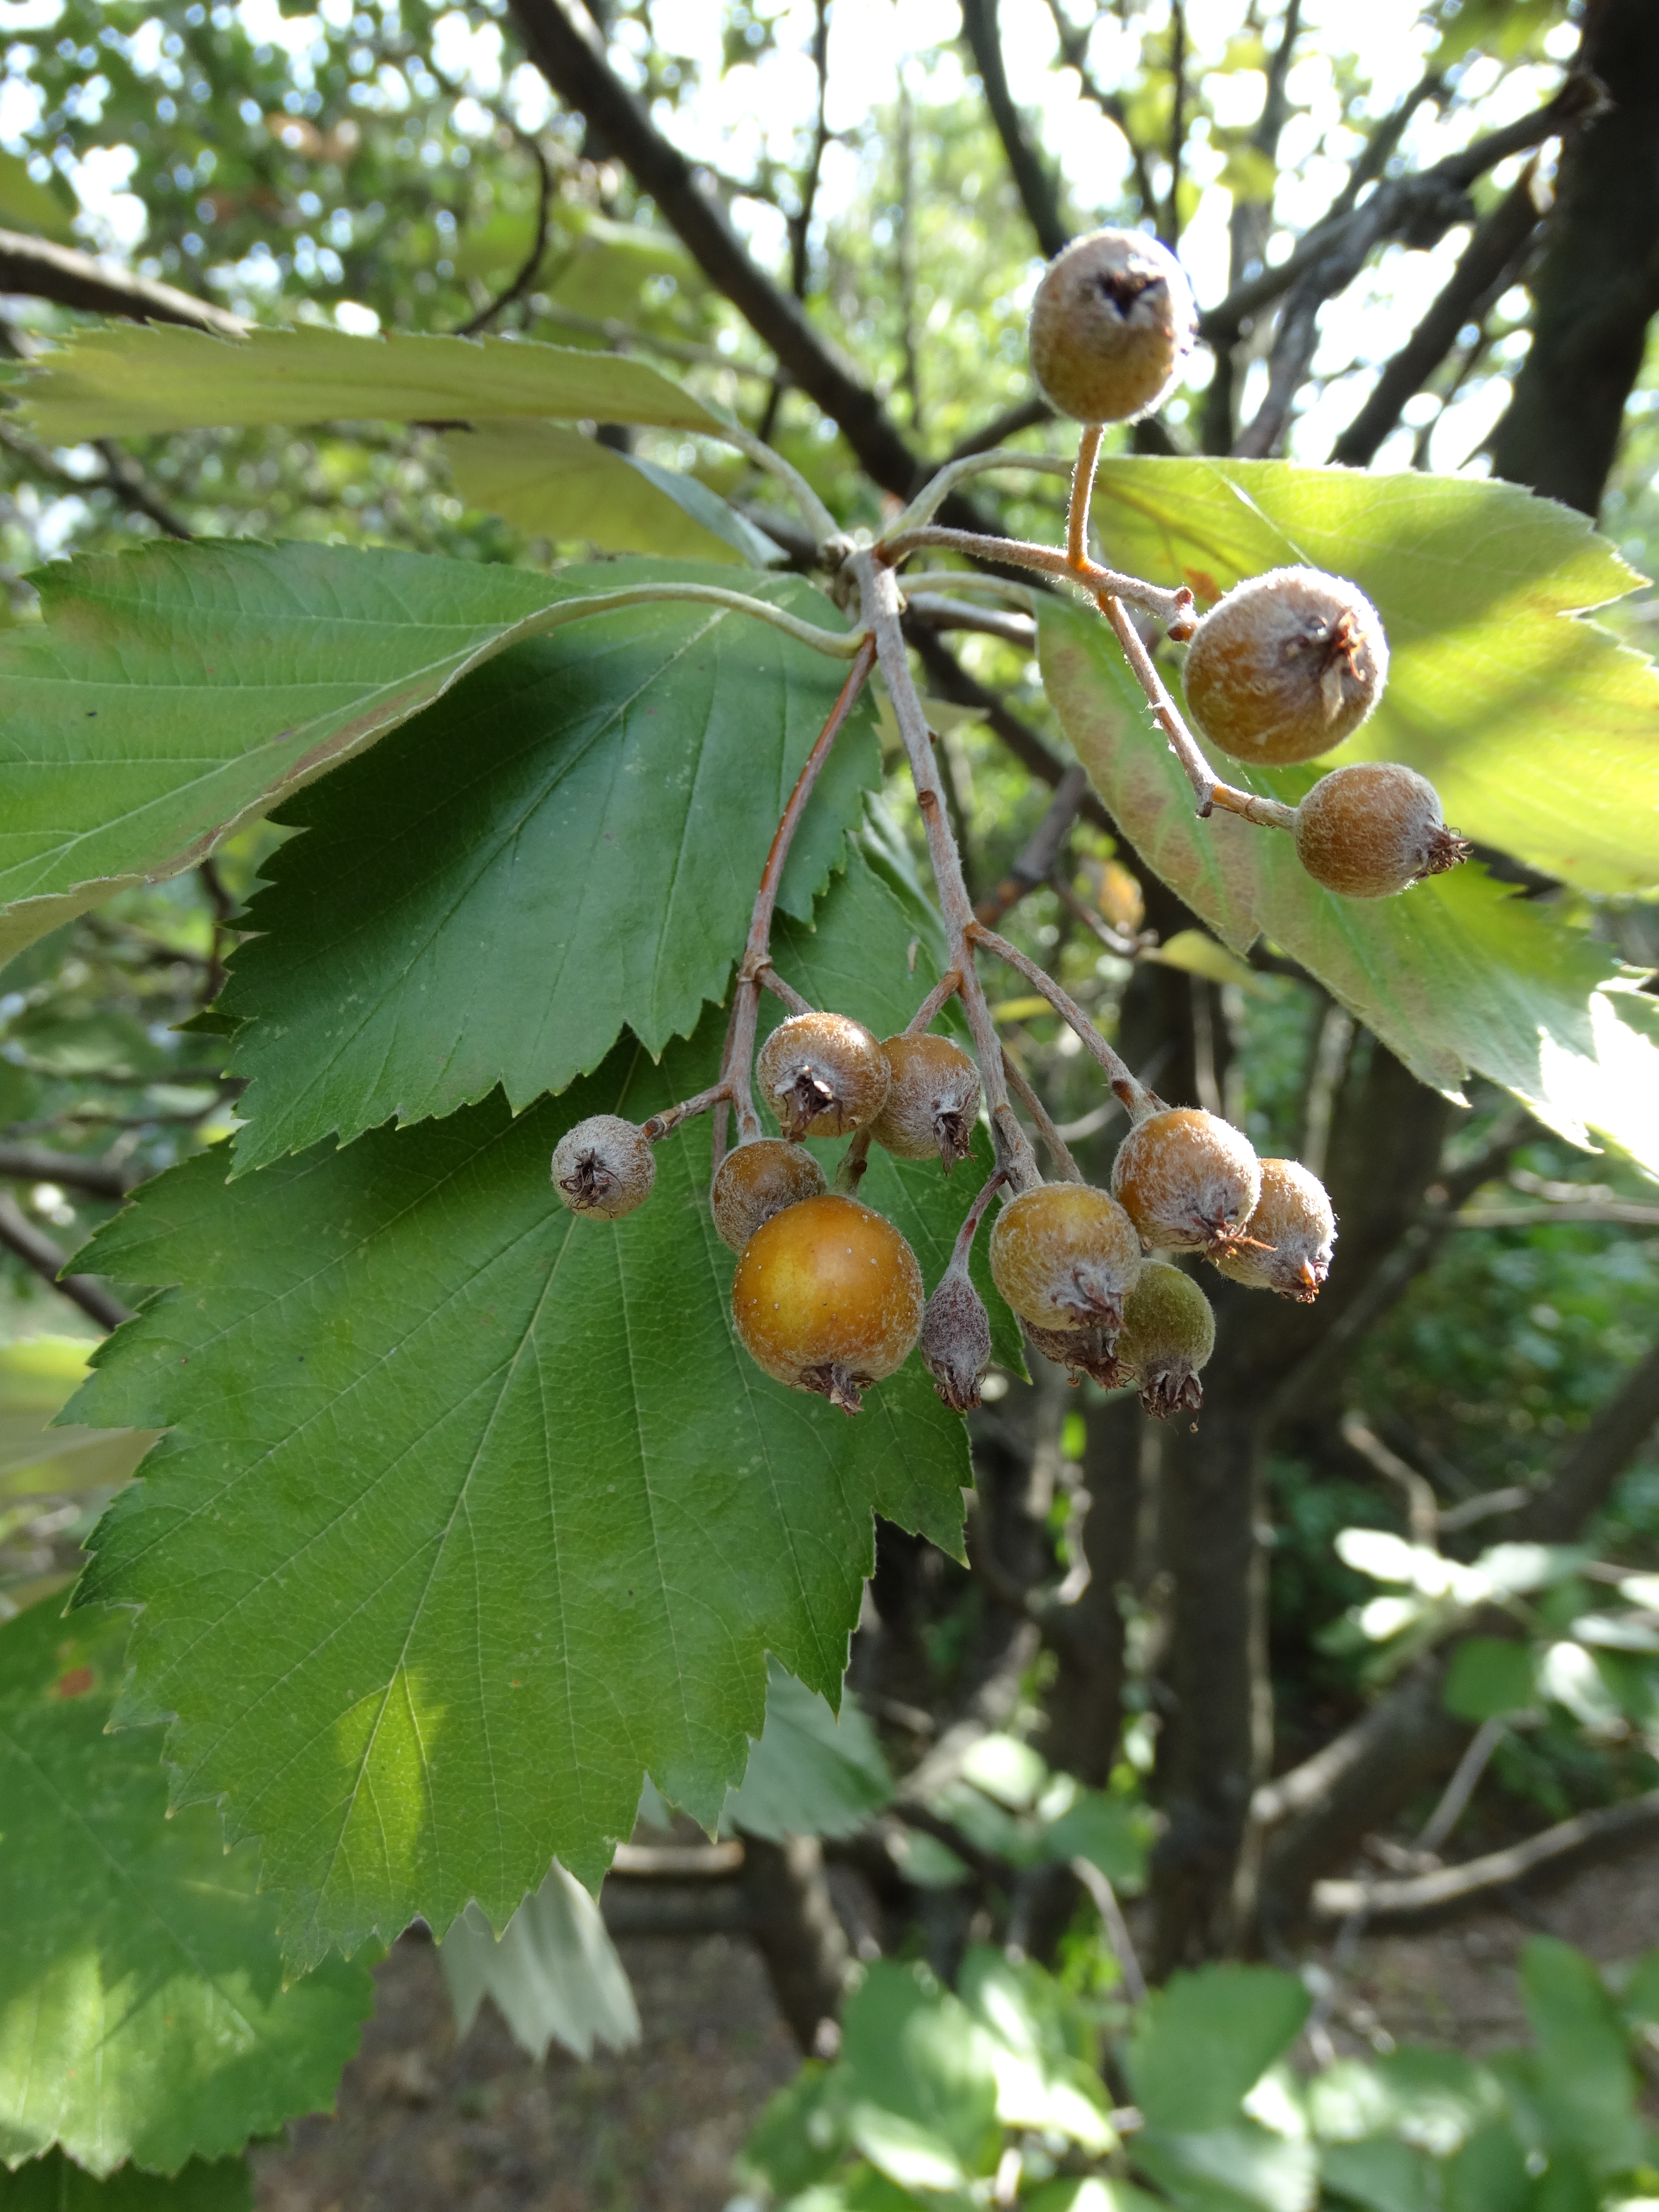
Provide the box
[905,629,1114,833]
[455,130,555,337]
[959,0,1068,258]
[0,1144,138,1199]
[0,227,246,336]
[0,1193,132,1332]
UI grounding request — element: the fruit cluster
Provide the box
[543,223,1469,1429]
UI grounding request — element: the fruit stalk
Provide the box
[854,547,1042,1194]
[968,919,1159,1122]
[1093,587,1222,814]
[884,524,1194,631]
[999,1046,1083,1182]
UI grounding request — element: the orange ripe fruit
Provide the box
[731,1193,923,1415]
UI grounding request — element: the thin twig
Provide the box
[756,968,813,1016]
[975,764,1090,927]
[904,969,963,1036]
[456,131,555,336]
[0,1145,138,1200]
[1001,1049,1082,1182]
[642,1082,731,1142]
[969,920,1157,1120]
[0,1194,132,1332]
[1047,871,1142,961]
[1071,1855,1147,2003]
[854,549,1040,1193]
[888,527,1192,630]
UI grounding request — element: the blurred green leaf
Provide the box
[15,327,721,444]
[0,2153,252,2209]
[1129,1965,1310,2131]
[1134,2122,1320,2212]
[0,1337,155,1503]
[437,1861,639,2064]
[0,1603,372,2175]
[958,1949,1114,2152]
[1322,2136,1439,2212]
[1518,1937,1643,2173]
[1441,2121,1531,2212]
[721,1658,891,1842]
[0,152,77,243]
[1085,456,1657,892]
[1040,1788,1153,1891]
[838,1962,1000,2191]
[1444,1638,1537,1721]
[68,858,986,1971]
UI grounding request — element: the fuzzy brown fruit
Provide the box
[757,1011,890,1142]
[989,1182,1143,1337]
[1183,567,1388,766]
[1027,228,1196,425]
[1021,1317,1129,1390]
[1213,1157,1336,1302]
[731,1193,923,1415]
[551,1114,655,1219]
[920,1269,994,1412]
[1116,1260,1216,1420]
[1112,1107,1261,1254]
[870,1033,983,1174]
[710,1137,827,1254]
[1294,762,1472,899]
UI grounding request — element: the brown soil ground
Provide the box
[252,1848,1659,2212]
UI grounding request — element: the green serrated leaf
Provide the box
[0,1604,372,2177]
[218,560,871,1168]
[68,859,983,1971]
[14,327,720,445]
[721,1659,891,1842]
[1042,596,1659,1170]
[442,422,782,565]
[1085,456,1657,892]
[1129,1964,1310,2132]
[436,1861,639,2064]
[0,541,843,969]
[0,2152,252,2210]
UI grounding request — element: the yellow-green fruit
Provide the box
[1116,1259,1215,1420]
[870,1033,982,1173]
[757,1011,890,1141]
[1213,1157,1336,1302]
[551,1114,655,1220]
[1182,566,1388,766]
[989,1182,1143,1336]
[1294,762,1471,899]
[731,1193,923,1415]
[1112,1107,1261,1254]
[711,1137,827,1254]
[1027,228,1197,425]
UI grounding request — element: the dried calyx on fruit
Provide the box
[1294,762,1472,899]
[551,1114,656,1220]
[989,1182,1143,1339]
[1183,567,1388,766]
[757,1010,890,1141]
[711,1137,827,1254]
[871,1033,983,1174]
[1112,1106,1262,1254]
[1116,1260,1216,1421]
[1021,1316,1129,1390]
[920,1169,1005,1412]
[1213,1157,1336,1302]
[731,1192,923,1415]
[1027,227,1197,426]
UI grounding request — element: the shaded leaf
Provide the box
[1517,1938,1642,2173]
[838,1963,1000,2190]
[443,421,781,564]
[219,560,871,1168]
[1042,596,1659,1171]
[1320,2139,1437,2212]
[0,1603,371,2176]
[0,2154,251,2210]
[1086,455,1657,891]
[14,327,719,445]
[437,1862,639,2064]
[721,1658,891,1842]
[70,859,983,1970]
[1443,1639,1538,1723]
[1129,1964,1310,2131]
[0,1338,155,1502]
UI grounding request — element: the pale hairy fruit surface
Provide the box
[731,1192,923,1415]
[1027,228,1197,425]
[1294,762,1472,899]
[920,1266,993,1412]
[1021,1316,1129,1390]
[1116,1259,1216,1420]
[989,1182,1143,1336]
[551,1114,655,1220]
[757,1011,890,1141]
[1214,1157,1337,1302]
[870,1033,983,1174]
[1183,567,1388,766]
[1112,1107,1262,1254]
[710,1137,827,1254]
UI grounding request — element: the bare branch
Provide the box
[0,419,191,541]
[0,1144,138,1199]
[960,0,1069,258]
[0,227,247,335]
[456,131,556,337]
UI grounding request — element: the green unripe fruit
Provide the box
[1294,762,1471,899]
[989,1182,1142,1336]
[757,1011,890,1142]
[1112,1107,1261,1255]
[1183,567,1388,766]
[1116,1260,1215,1420]
[551,1114,655,1220]
[870,1033,982,1174]
[711,1137,827,1254]
[1213,1157,1336,1302]
[1027,228,1197,425]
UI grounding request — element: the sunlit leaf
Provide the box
[437,1862,639,2064]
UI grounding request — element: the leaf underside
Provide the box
[0,1603,371,2178]
[70,854,998,1971]
[219,561,876,1170]
[1041,599,1659,1171]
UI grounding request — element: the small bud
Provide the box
[551,1114,656,1220]
[921,1266,993,1412]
